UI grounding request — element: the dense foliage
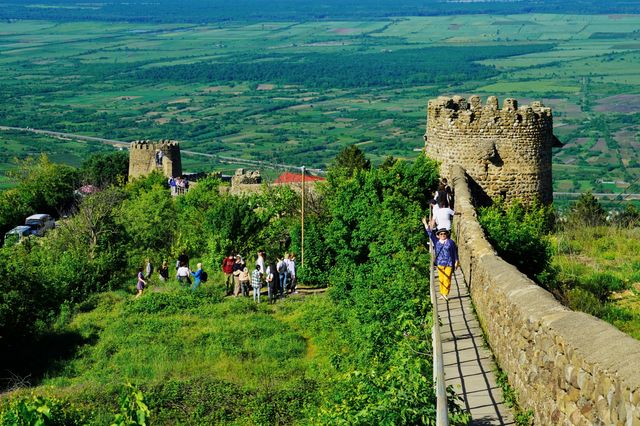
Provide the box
[136,45,555,89]
[0,156,79,235]
[477,200,555,283]
[0,0,635,22]
[0,152,471,424]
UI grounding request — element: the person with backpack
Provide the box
[191,263,206,291]
[422,217,460,301]
[251,265,262,303]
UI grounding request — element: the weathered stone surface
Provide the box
[425,95,553,205]
[450,165,640,425]
[128,140,182,179]
[231,168,262,186]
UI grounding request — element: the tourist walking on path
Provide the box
[431,199,455,231]
[191,263,205,291]
[136,267,147,298]
[422,217,460,301]
[435,179,454,208]
[158,261,169,282]
[222,254,236,295]
[251,265,262,303]
[176,262,191,286]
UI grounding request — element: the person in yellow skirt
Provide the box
[422,217,460,301]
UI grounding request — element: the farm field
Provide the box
[0,14,639,198]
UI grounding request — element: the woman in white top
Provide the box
[432,200,455,231]
[176,263,191,285]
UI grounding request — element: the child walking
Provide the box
[422,217,460,301]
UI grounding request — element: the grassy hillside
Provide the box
[3,285,342,424]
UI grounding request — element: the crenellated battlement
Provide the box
[130,139,180,150]
[425,95,554,205]
[128,139,182,179]
[427,95,552,130]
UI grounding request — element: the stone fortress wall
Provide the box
[128,140,182,179]
[450,164,640,425]
[425,95,554,205]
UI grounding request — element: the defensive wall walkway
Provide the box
[450,164,640,425]
[438,267,514,424]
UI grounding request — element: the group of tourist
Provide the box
[422,178,460,302]
[168,176,189,195]
[222,251,297,304]
[135,250,296,303]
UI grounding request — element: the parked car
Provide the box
[25,213,55,237]
[3,225,34,247]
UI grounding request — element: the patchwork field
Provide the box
[0,14,639,199]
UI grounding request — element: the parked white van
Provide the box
[25,214,55,237]
[3,225,33,247]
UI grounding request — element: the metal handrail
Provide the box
[429,222,449,425]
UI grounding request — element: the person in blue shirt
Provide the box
[422,217,460,301]
[191,263,204,291]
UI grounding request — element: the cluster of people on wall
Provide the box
[222,251,298,304]
[422,178,460,302]
[168,176,189,195]
[135,251,297,303]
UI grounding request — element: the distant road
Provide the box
[554,192,640,200]
[0,125,324,175]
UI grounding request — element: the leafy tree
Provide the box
[0,155,79,234]
[117,184,177,265]
[567,191,605,227]
[379,155,397,170]
[80,151,129,188]
[329,145,371,180]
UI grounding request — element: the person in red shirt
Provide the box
[222,254,236,295]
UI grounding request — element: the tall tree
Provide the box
[329,145,371,179]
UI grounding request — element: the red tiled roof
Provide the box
[274,172,326,184]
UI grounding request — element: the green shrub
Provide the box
[567,191,606,227]
[567,287,604,317]
[123,288,224,315]
[0,393,87,425]
[578,272,626,302]
[478,201,554,282]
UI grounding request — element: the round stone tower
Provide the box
[128,140,182,180]
[425,95,553,205]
